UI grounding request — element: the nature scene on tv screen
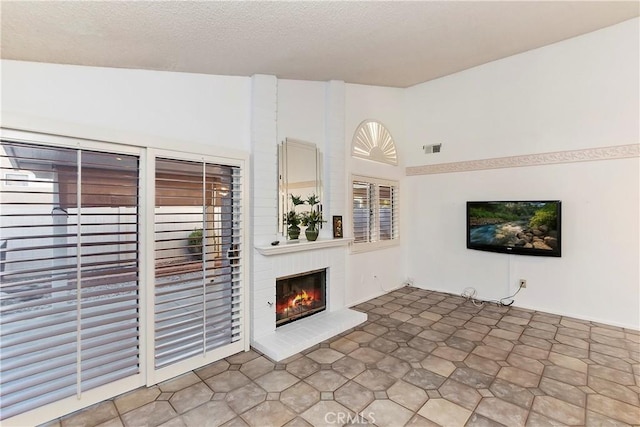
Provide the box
[469,202,559,251]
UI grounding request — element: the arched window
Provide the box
[351,120,398,165]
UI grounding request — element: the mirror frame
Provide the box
[278,138,322,236]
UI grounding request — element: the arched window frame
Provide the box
[351,120,398,166]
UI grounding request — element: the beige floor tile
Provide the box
[195,360,231,380]
[219,417,249,427]
[438,379,482,411]
[331,355,366,379]
[464,353,501,376]
[538,377,585,408]
[589,364,636,386]
[497,366,541,388]
[306,347,345,364]
[587,376,639,406]
[158,372,202,393]
[449,367,494,389]
[329,337,360,355]
[170,382,214,414]
[282,417,313,427]
[304,370,348,392]
[421,354,457,377]
[254,370,299,392]
[62,401,119,427]
[418,398,472,426]
[241,401,296,427]
[182,401,236,427]
[354,368,397,391]
[157,417,186,427]
[363,399,413,426]
[532,396,585,425]
[239,356,275,379]
[369,336,399,353]
[403,368,446,390]
[224,382,267,414]
[587,394,640,425]
[344,330,377,343]
[114,386,161,415]
[225,350,260,365]
[334,381,375,412]
[431,345,468,361]
[387,380,428,412]
[205,371,252,393]
[476,397,529,427]
[489,378,534,409]
[376,355,412,379]
[121,401,177,427]
[472,344,510,361]
[285,356,321,379]
[348,347,386,364]
[280,381,320,413]
[300,400,351,427]
[542,365,587,386]
[507,352,545,375]
[547,351,588,373]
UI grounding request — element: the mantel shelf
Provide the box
[255,238,353,256]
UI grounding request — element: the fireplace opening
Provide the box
[276,268,326,327]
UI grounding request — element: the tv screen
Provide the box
[467,200,561,257]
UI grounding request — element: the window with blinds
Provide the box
[352,176,399,251]
[0,141,140,420]
[154,158,243,369]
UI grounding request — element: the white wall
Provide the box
[402,18,640,328]
[344,83,407,306]
[1,60,252,152]
[277,79,327,152]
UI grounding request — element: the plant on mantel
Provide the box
[285,194,305,240]
[285,194,325,241]
[300,194,325,242]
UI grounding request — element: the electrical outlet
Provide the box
[519,279,527,288]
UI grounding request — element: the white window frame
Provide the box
[0,128,250,427]
[350,174,399,253]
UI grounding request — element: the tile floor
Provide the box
[46,287,639,427]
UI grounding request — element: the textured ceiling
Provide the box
[1,1,638,88]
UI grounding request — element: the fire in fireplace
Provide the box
[276,268,326,327]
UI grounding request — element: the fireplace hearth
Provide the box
[276,268,326,327]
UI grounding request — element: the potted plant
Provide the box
[300,194,325,241]
[188,228,203,260]
[285,194,305,240]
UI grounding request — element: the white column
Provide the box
[250,74,278,340]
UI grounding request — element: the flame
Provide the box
[276,289,319,315]
[290,289,313,308]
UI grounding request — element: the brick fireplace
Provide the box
[251,241,366,361]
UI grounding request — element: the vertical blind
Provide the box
[154,158,243,369]
[0,141,140,420]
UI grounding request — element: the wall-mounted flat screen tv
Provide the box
[467,200,561,257]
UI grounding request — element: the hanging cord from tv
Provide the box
[461,285,524,307]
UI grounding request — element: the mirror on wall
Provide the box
[278,138,322,236]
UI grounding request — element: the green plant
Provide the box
[300,209,324,229]
[300,194,325,230]
[286,210,301,228]
[286,194,305,230]
[188,228,203,259]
